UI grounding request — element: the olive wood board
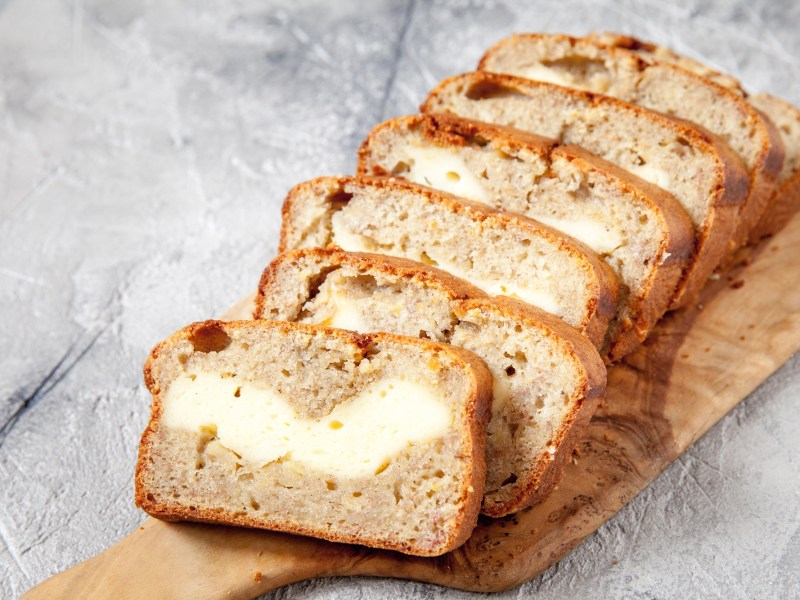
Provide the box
[24,213,800,599]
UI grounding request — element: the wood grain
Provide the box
[23,214,800,599]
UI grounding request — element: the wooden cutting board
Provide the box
[24,214,800,599]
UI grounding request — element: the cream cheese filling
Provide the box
[330,219,379,254]
[426,254,563,316]
[515,63,611,93]
[403,146,491,203]
[162,372,452,478]
[518,64,582,88]
[322,301,366,331]
[626,162,672,190]
[533,214,624,255]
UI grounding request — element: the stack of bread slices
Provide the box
[135,33,800,557]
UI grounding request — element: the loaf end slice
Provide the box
[136,320,492,556]
[256,248,607,517]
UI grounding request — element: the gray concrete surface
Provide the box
[1,0,798,598]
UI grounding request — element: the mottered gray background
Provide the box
[1,0,799,597]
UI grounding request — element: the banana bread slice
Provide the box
[478,33,784,251]
[357,113,693,360]
[255,249,606,517]
[421,71,750,308]
[135,319,492,556]
[588,32,800,241]
[279,175,619,350]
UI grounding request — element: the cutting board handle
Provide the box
[22,517,370,600]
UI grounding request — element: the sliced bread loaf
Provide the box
[478,33,784,251]
[421,71,750,308]
[255,248,606,517]
[135,319,492,556]
[279,175,619,349]
[357,113,694,360]
[589,32,800,241]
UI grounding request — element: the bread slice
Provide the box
[588,32,800,241]
[749,94,800,239]
[357,113,694,360]
[421,71,750,308]
[279,175,619,349]
[478,33,784,251]
[255,248,607,517]
[135,319,492,556]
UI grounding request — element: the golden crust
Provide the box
[278,175,620,350]
[420,71,750,309]
[135,319,492,557]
